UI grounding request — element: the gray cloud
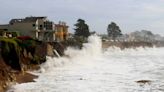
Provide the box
[0,0,164,35]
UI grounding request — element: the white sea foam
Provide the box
[7,35,164,92]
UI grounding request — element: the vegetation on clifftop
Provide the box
[0,37,21,70]
[0,37,47,70]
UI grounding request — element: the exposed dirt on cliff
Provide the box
[0,37,67,92]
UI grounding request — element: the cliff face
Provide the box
[0,37,45,91]
[0,37,67,91]
[0,38,21,70]
[0,54,14,92]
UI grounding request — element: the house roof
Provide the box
[9,16,47,24]
[25,16,47,22]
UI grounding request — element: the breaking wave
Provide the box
[7,35,164,92]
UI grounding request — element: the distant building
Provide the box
[0,24,9,36]
[0,16,69,42]
[54,21,69,42]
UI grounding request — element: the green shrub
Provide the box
[0,38,21,70]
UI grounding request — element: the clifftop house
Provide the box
[0,16,69,42]
[55,21,69,41]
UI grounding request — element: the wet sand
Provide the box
[3,72,38,92]
[15,72,38,84]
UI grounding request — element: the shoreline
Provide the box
[15,72,38,84]
[4,72,38,92]
[2,41,164,92]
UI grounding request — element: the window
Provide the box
[39,25,43,30]
[4,29,8,31]
[10,23,13,25]
[43,22,46,27]
[32,24,36,27]
[40,25,42,27]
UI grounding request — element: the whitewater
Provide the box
[7,35,164,92]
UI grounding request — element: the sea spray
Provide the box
[65,35,102,58]
[7,36,164,92]
[40,35,102,73]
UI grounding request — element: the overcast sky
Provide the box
[0,0,164,35]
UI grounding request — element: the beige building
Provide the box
[0,16,69,42]
[9,16,55,41]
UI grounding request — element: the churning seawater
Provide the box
[7,35,164,92]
